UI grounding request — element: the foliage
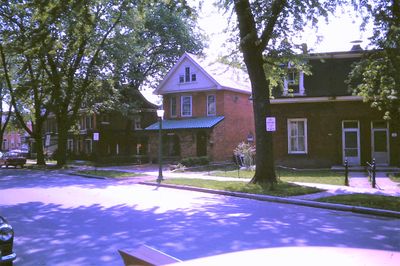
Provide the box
[0,0,204,166]
[219,0,346,185]
[233,142,256,169]
[180,156,210,167]
[348,0,400,122]
[77,170,141,178]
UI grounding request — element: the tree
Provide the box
[221,0,343,186]
[0,79,12,150]
[0,1,58,165]
[105,1,204,116]
[348,0,400,123]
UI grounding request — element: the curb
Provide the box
[139,181,400,219]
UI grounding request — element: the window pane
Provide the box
[170,97,177,116]
[343,121,358,128]
[288,120,306,153]
[207,95,216,115]
[185,67,190,82]
[182,96,191,116]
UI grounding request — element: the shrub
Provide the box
[180,156,210,167]
[234,142,256,169]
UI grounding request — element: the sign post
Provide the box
[266,117,276,132]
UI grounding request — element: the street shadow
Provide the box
[2,189,399,266]
[0,169,122,189]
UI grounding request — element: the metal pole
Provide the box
[372,158,376,188]
[344,159,349,186]
[157,117,163,183]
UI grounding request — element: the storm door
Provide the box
[371,121,389,165]
[342,121,360,165]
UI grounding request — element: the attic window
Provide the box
[179,67,196,83]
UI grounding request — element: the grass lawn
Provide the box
[317,194,400,212]
[161,178,323,197]
[212,169,345,186]
[388,173,400,184]
[77,170,142,178]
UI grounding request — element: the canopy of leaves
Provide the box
[348,0,400,122]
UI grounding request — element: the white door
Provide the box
[372,121,389,165]
[342,121,360,165]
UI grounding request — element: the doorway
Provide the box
[342,121,360,165]
[371,121,389,165]
[196,131,207,157]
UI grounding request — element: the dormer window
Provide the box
[179,67,196,83]
[283,63,305,96]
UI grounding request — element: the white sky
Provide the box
[142,3,373,103]
[196,1,373,58]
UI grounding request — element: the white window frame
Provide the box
[287,118,308,154]
[181,95,192,117]
[133,116,142,130]
[283,62,305,96]
[207,94,216,116]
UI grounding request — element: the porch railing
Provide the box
[366,159,376,188]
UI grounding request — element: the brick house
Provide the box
[145,52,255,162]
[270,48,400,168]
[43,89,158,162]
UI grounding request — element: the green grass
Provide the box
[77,170,141,178]
[161,178,323,197]
[388,173,400,184]
[211,169,345,185]
[317,194,400,212]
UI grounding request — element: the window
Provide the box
[133,116,141,130]
[179,67,196,83]
[170,96,177,117]
[67,139,74,152]
[207,95,216,116]
[181,95,192,117]
[283,62,305,95]
[185,67,190,82]
[288,119,307,154]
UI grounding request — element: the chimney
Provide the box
[350,40,363,51]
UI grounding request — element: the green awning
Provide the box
[145,116,224,130]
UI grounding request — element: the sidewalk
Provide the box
[93,164,400,198]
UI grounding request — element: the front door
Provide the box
[372,121,389,165]
[342,121,360,165]
[196,131,207,157]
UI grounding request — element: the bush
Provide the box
[234,142,255,169]
[180,156,210,167]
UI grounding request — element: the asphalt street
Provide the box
[0,169,399,266]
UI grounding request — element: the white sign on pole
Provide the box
[93,132,100,141]
[266,117,276,132]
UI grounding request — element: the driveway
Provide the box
[0,169,399,265]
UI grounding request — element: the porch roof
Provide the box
[145,116,224,130]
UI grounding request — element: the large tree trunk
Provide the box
[56,114,69,167]
[34,131,46,165]
[234,0,277,186]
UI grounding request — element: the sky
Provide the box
[142,2,373,103]
[195,2,373,59]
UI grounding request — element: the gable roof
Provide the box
[155,52,251,95]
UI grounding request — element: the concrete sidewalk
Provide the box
[92,164,400,198]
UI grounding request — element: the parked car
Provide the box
[0,152,27,168]
[0,215,16,265]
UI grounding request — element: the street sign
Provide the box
[93,132,100,141]
[266,117,276,132]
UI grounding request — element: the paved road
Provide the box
[0,169,399,266]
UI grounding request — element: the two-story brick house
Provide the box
[270,48,400,168]
[43,88,158,162]
[145,52,255,162]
